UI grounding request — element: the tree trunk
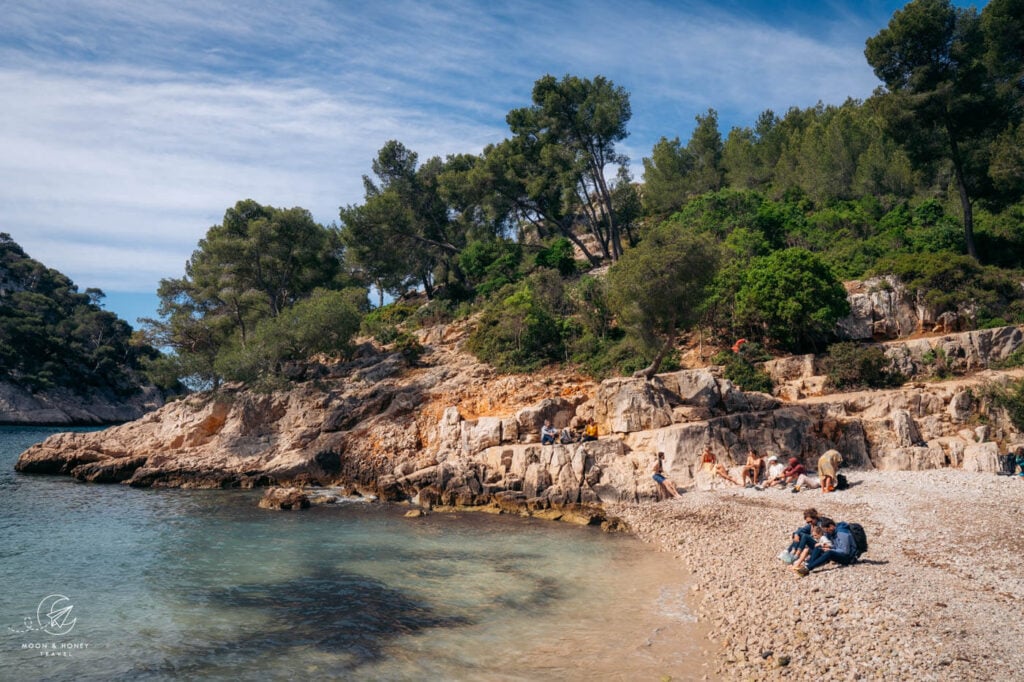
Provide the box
[632,328,676,380]
[946,120,978,260]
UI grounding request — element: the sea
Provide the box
[0,426,707,681]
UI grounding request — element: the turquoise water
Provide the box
[0,426,705,681]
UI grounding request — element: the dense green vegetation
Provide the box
[0,234,169,393]
[131,0,1024,387]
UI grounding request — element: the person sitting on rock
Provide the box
[559,425,576,444]
[741,448,766,488]
[581,418,598,442]
[652,452,680,499]
[794,517,857,576]
[817,449,844,493]
[540,420,558,445]
[699,447,739,486]
[758,455,786,489]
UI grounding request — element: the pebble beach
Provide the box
[610,470,1024,681]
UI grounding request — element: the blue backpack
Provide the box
[837,521,868,559]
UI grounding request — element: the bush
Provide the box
[823,342,903,389]
[711,349,774,394]
[734,248,850,352]
[534,237,577,276]
[392,332,424,364]
[980,379,1024,431]
[467,283,564,372]
[361,301,419,343]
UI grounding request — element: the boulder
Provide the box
[258,487,311,510]
[594,378,673,433]
[962,442,1002,473]
[891,409,922,447]
[657,369,723,409]
[461,417,502,453]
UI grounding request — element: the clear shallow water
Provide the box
[0,426,705,681]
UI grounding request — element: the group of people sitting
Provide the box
[540,418,598,445]
[699,447,844,494]
[779,508,864,577]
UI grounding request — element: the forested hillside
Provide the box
[145,0,1024,390]
[0,234,169,395]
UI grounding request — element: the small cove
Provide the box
[1,426,708,680]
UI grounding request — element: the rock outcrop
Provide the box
[15,324,1024,518]
[0,382,164,425]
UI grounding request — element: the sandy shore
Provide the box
[609,470,1024,681]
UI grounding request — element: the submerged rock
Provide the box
[258,487,310,511]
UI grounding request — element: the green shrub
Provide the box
[361,301,419,342]
[823,342,904,389]
[392,332,424,364]
[734,247,850,352]
[711,349,774,394]
[467,283,564,372]
[534,237,577,276]
[980,379,1024,431]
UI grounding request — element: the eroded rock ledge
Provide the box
[15,325,1024,520]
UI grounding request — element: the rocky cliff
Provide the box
[0,382,165,425]
[16,323,1024,520]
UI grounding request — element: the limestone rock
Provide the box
[962,443,1001,473]
[594,377,673,433]
[258,487,310,510]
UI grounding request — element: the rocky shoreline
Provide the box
[611,469,1024,681]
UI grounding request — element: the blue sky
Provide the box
[0,0,961,326]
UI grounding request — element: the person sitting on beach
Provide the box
[794,517,857,576]
[1015,445,1024,477]
[652,452,681,499]
[781,457,805,486]
[540,420,558,445]
[791,521,830,571]
[780,508,820,563]
[817,449,844,493]
[758,455,786,489]
[791,472,821,493]
[741,448,766,488]
[699,447,739,486]
[581,419,598,442]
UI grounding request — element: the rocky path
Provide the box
[610,470,1024,681]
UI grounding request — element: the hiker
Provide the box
[581,418,598,442]
[793,517,857,576]
[652,452,680,499]
[540,420,558,445]
[779,508,820,563]
[1016,446,1024,477]
[700,447,739,486]
[817,449,844,493]
[741,448,766,488]
[759,455,786,489]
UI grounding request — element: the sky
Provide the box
[0,0,963,327]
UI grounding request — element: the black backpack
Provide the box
[846,522,868,557]
[836,473,849,490]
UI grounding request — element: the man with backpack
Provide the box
[794,517,864,576]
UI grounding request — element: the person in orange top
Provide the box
[700,447,739,486]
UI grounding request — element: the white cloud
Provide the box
[0,0,899,322]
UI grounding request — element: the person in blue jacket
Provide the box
[794,517,857,576]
